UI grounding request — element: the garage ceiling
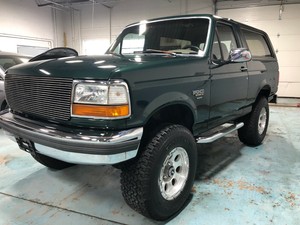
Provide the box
[35,0,121,8]
[216,0,300,9]
[35,0,300,9]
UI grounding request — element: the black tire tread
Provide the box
[238,97,269,146]
[120,124,196,220]
[121,126,172,217]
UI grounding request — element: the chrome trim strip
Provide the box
[35,143,138,165]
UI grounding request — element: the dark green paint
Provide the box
[5,14,279,135]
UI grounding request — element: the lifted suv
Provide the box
[0,14,278,220]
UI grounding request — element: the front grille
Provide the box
[5,74,73,121]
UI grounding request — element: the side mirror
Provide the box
[229,48,252,63]
[29,47,78,62]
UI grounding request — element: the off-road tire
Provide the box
[120,124,197,221]
[238,97,269,146]
[32,152,74,170]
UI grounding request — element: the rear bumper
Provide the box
[0,112,143,165]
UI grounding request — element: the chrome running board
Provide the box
[196,122,244,144]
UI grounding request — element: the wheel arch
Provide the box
[140,93,197,140]
[144,102,195,133]
[256,85,271,102]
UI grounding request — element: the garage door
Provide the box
[218,4,300,97]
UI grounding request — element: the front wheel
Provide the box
[120,124,197,221]
[238,97,269,146]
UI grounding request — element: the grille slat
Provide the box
[5,74,73,121]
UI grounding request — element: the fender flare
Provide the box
[142,91,197,124]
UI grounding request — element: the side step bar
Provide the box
[196,122,244,144]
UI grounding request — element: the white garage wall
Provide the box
[218,4,300,98]
[62,9,82,53]
[0,0,64,55]
[77,0,214,55]
[79,3,110,55]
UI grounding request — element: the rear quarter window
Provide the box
[242,29,273,58]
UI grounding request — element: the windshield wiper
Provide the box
[143,49,177,56]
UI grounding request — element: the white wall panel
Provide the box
[61,9,82,52]
[279,67,300,82]
[219,4,300,97]
[0,0,65,54]
[219,5,279,21]
[187,1,214,14]
[53,9,65,47]
[278,83,300,97]
[111,0,181,28]
[277,52,300,67]
[81,28,110,39]
[0,36,51,54]
[272,36,300,51]
[80,4,110,38]
[0,0,52,39]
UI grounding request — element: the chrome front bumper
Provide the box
[0,112,143,165]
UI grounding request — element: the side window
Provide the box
[242,29,272,58]
[212,23,238,60]
[212,33,222,60]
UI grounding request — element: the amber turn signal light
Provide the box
[72,104,129,118]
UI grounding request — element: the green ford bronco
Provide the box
[0,14,278,220]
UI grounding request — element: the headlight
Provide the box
[72,80,130,119]
[74,83,108,104]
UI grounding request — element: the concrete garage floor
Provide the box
[0,105,299,225]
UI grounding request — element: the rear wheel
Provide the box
[31,152,74,170]
[238,97,269,146]
[120,124,197,220]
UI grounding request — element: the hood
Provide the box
[6,54,202,80]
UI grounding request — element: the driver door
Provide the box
[209,22,249,126]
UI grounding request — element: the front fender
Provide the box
[142,91,197,124]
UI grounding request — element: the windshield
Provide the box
[108,18,210,56]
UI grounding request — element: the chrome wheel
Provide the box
[159,147,189,200]
[258,107,267,135]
